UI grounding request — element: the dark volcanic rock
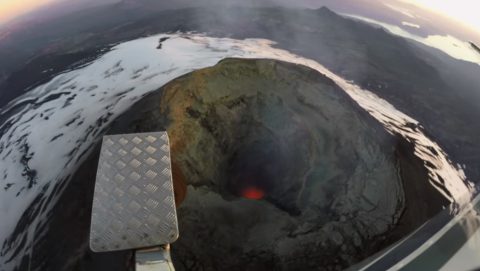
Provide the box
[106,58,408,270]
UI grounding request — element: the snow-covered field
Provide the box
[0,33,473,270]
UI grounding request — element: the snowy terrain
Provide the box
[0,33,473,270]
[343,14,480,66]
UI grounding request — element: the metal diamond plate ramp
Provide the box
[90,132,179,252]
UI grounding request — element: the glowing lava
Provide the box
[242,187,265,200]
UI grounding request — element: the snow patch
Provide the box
[402,21,421,28]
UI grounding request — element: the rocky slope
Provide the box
[102,58,433,270]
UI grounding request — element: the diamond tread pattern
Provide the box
[90,132,178,252]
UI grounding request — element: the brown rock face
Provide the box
[171,161,187,206]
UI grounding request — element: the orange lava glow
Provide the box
[241,187,265,200]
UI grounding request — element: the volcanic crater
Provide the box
[95,58,447,270]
